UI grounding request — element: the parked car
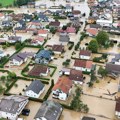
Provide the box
[22,109,30,116]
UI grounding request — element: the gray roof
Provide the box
[106,63,120,74]
[10,52,28,62]
[59,32,70,42]
[25,80,44,94]
[34,100,63,120]
[0,95,28,114]
[111,54,120,63]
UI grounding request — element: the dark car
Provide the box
[22,109,30,116]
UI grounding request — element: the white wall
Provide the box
[80,55,90,60]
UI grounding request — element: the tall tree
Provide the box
[96,31,109,46]
[88,39,99,53]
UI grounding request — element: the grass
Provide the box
[0,0,14,7]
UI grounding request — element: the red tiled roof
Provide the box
[66,27,76,33]
[38,29,48,34]
[86,61,93,69]
[86,28,98,36]
[74,59,86,68]
[79,50,91,56]
[32,36,44,43]
[74,59,93,69]
[52,76,72,94]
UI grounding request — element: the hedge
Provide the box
[43,79,54,101]
[60,103,73,110]
[4,79,17,94]
[48,65,57,77]
[0,45,25,68]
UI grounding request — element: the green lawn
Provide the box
[0,0,14,7]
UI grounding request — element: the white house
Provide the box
[28,65,49,77]
[73,59,93,72]
[59,68,71,76]
[52,76,72,101]
[52,44,64,55]
[38,29,48,39]
[25,80,45,98]
[0,95,28,120]
[79,50,92,60]
[96,19,113,27]
[31,36,45,46]
[69,69,84,85]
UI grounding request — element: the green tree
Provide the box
[0,85,5,94]
[62,25,67,30]
[98,66,108,78]
[96,31,109,46]
[15,42,21,50]
[2,45,7,49]
[50,27,57,34]
[8,72,16,79]
[88,39,99,53]
[1,76,6,83]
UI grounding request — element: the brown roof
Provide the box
[72,10,81,15]
[74,59,93,69]
[115,98,120,112]
[49,21,60,27]
[79,50,91,56]
[28,64,48,76]
[74,59,86,68]
[69,69,83,82]
[52,45,64,52]
[52,76,72,94]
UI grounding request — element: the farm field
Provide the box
[0,0,14,7]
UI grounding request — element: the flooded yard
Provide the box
[0,46,16,56]
[9,80,31,95]
[20,47,39,53]
[19,101,42,120]
[81,95,116,119]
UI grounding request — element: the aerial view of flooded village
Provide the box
[0,0,119,120]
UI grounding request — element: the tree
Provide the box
[2,45,7,49]
[62,25,67,30]
[15,42,21,50]
[0,85,5,94]
[88,81,93,87]
[96,31,109,46]
[50,27,57,34]
[88,39,99,53]
[8,72,16,79]
[1,76,6,83]
[98,66,108,78]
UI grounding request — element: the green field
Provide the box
[0,0,14,7]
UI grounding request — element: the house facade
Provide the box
[79,50,92,60]
[52,76,72,101]
[73,59,93,72]
[25,80,45,98]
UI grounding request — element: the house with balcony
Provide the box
[52,76,72,101]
